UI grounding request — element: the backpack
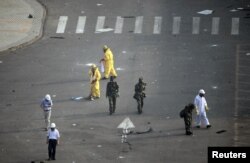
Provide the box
[179,109,185,118]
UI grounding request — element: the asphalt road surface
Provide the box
[0,0,250,162]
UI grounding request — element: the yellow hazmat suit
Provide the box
[89,65,101,98]
[103,47,117,78]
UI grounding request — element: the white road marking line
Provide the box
[115,16,124,34]
[211,17,220,35]
[134,16,143,34]
[95,16,105,33]
[153,16,162,34]
[172,17,181,35]
[231,18,240,35]
[56,16,68,33]
[192,17,200,34]
[76,16,86,33]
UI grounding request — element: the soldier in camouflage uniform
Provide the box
[180,103,195,135]
[133,77,146,114]
[106,76,119,115]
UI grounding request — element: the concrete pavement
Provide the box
[0,0,45,52]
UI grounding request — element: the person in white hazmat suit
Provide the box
[194,89,211,128]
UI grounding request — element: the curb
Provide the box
[0,0,46,53]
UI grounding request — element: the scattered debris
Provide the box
[230,9,238,12]
[135,127,153,134]
[95,28,114,33]
[216,130,227,134]
[212,86,218,89]
[28,14,33,18]
[122,16,135,18]
[116,67,124,71]
[50,36,65,39]
[71,97,83,101]
[197,10,214,15]
[118,156,125,159]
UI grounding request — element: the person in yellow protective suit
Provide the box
[88,64,101,101]
[100,45,117,79]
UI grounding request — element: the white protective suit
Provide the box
[194,94,210,126]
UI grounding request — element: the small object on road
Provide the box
[230,9,238,12]
[28,14,33,18]
[97,145,102,148]
[135,127,153,134]
[118,156,125,159]
[246,53,250,56]
[50,36,65,39]
[71,97,83,101]
[197,10,214,15]
[116,67,124,71]
[0,61,2,64]
[96,28,114,33]
[216,130,227,134]
[72,123,77,126]
[97,3,103,6]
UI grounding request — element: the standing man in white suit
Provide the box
[194,89,211,128]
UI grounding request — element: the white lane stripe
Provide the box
[192,17,200,34]
[153,16,162,34]
[76,16,86,33]
[211,17,220,35]
[231,18,240,35]
[172,17,181,35]
[134,16,143,34]
[114,16,124,34]
[95,16,105,33]
[56,16,68,33]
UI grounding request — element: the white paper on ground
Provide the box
[197,10,214,15]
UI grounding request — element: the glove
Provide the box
[195,108,199,115]
[205,105,209,112]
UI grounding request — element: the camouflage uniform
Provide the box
[106,77,119,115]
[134,78,146,114]
[180,103,195,135]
